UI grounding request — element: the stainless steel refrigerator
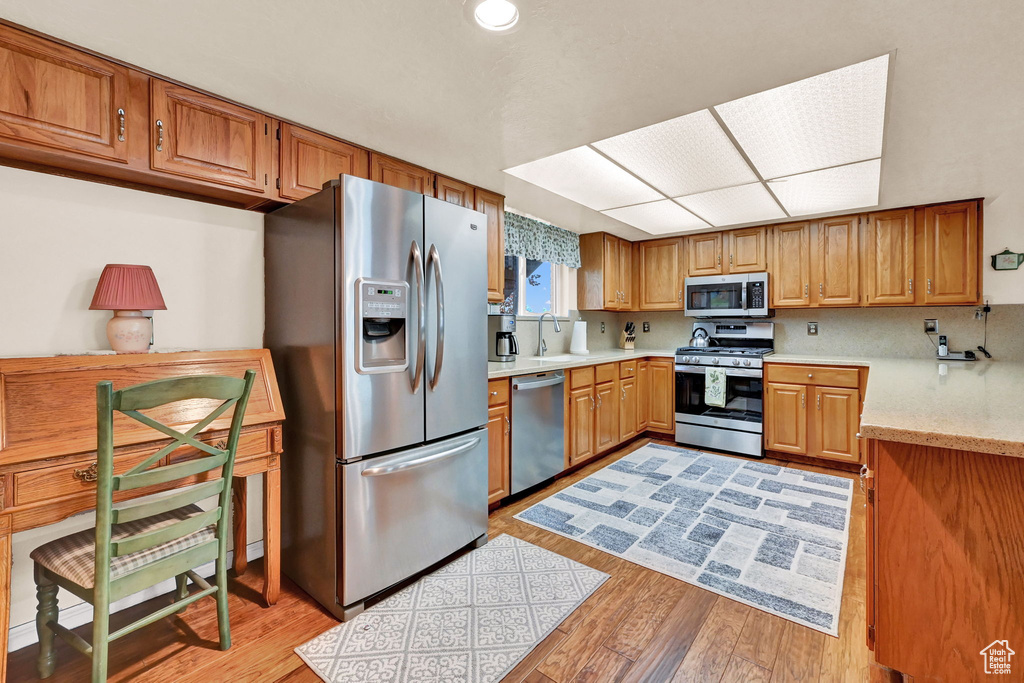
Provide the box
[265,175,489,620]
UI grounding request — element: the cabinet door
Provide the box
[595,380,620,452]
[922,201,979,305]
[772,222,811,307]
[815,215,860,306]
[569,386,596,466]
[619,377,638,441]
[637,361,650,431]
[619,238,634,310]
[765,382,807,455]
[486,403,511,503]
[475,189,505,303]
[602,236,622,309]
[647,360,675,432]
[370,153,435,195]
[0,26,131,162]
[812,386,860,463]
[638,238,684,310]
[726,226,768,273]
[278,123,369,201]
[150,80,271,192]
[864,209,915,305]
[436,175,474,208]
[687,232,724,276]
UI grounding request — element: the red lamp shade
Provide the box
[89,264,167,311]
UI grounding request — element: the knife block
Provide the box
[619,330,635,350]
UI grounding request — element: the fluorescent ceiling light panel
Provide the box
[591,110,758,196]
[675,183,785,227]
[504,146,662,211]
[602,199,709,235]
[715,55,889,179]
[769,159,881,215]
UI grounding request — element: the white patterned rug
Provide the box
[515,444,853,636]
[295,534,608,682]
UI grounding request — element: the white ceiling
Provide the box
[1,0,1022,246]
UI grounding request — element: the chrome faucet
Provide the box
[536,312,561,356]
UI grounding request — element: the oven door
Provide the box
[684,274,748,317]
[674,365,764,433]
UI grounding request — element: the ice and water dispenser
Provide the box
[356,278,409,373]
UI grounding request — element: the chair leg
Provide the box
[34,564,59,679]
[215,559,231,651]
[91,600,109,683]
[174,573,189,613]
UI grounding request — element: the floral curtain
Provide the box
[504,212,581,268]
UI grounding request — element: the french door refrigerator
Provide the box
[265,175,489,620]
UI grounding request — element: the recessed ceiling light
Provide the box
[768,159,881,215]
[674,183,786,227]
[474,0,519,31]
[592,110,758,197]
[602,199,709,235]
[505,147,662,211]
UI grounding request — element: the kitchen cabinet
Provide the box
[813,386,860,463]
[637,360,650,431]
[370,153,435,195]
[814,215,860,306]
[863,209,915,305]
[765,382,808,455]
[637,237,685,310]
[150,80,273,192]
[647,360,675,433]
[619,361,638,441]
[475,188,506,304]
[687,232,724,276]
[436,175,474,208]
[0,25,132,163]
[486,379,511,504]
[618,239,634,309]
[579,233,632,310]
[594,375,620,453]
[921,201,979,305]
[277,123,369,201]
[771,222,811,307]
[726,226,769,273]
[568,367,597,467]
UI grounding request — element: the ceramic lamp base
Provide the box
[106,310,152,354]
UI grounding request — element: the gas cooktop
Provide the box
[676,346,774,356]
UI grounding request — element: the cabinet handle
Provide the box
[856,432,862,439]
[718,254,722,266]
[817,394,821,410]
[117,108,126,142]
[729,254,733,266]
[908,278,913,295]
[597,395,602,408]
[589,395,595,411]
[504,416,510,434]
[801,392,805,408]
[804,283,809,297]
[621,387,626,401]
[808,373,813,378]
[73,462,98,482]
[678,290,682,303]
[215,440,228,451]
[155,119,164,152]
[859,463,870,493]
[927,278,932,294]
[490,390,498,396]
[819,282,823,296]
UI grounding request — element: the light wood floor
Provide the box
[7,438,881,682]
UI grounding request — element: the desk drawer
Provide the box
[168,428,272,464]
[765,364,860,389]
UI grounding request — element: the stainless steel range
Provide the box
[675,321,774,458]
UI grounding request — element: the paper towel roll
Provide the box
[569,320,589,355]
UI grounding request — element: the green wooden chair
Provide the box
[29,370,256,682]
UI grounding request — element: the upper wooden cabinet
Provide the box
[370,153,434,195]
[687,232,724,276]
[637,237,685,310]
[0,26,132,163]
[475,188,505,304]
[579,233,631,310]
[814,216,860,306]
[772,222,811,307]
[726,226,769,273]
[278,123,369,201]
[618,238,634,309]
[863,209,915,306]
[150,80,272,192]
[436,175,474,208]
[921,201,979,305]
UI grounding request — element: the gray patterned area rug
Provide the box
[295,534,608,682]
[515,444,853,636]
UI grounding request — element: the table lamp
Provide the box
[89,264,167,353]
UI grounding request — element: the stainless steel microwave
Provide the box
[684,272,771,318]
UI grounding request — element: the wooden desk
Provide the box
[0,350,286,681]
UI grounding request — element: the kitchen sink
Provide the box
[528,353,611,362]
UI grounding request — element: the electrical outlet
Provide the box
[924,319,939,334]
[600,322,606,333]
[642,322,650,333]
[807,322,818,336]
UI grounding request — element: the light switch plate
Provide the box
[600,322,606,333]
[643,322,650,333]
[807,322,818,336]
[924,319,939,334]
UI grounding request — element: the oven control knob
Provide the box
[711,358,720,365]
[732,359,741,366]
[743,359,751,367]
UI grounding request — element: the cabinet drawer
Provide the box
[570,366,595,389]
[488,378,510,406]
[596,363,618,384]
[766,364,860,389]
[168,428,271,464]
[620,361,637,379]
[13,451,152,507]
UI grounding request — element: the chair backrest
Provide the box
[93,371,256,588]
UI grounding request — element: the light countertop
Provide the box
[487,348,676,379]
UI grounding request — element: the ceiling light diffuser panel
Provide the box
[601,199,709,234]
[504,146,662,211]
[768,159,881,215]
[714,55,890,179]
[674,183,786,226]
[591,109,758,196]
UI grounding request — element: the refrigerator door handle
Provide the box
[427,243,445,391]
[359,437,480,477]
[410,240,426,392]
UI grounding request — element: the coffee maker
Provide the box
[487,314,519,362]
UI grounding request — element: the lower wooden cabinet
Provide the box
[486,379,511,504]
[647,360,675,433]
[813,386,860,463]
[594,376,620,453]
[568,385,596,467]
[765,382,808,455]
[636,360,650,431]
[619,375,638,441]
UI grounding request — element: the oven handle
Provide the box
[675,364,763,378]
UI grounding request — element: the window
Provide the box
[500,256,576,317]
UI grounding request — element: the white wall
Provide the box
[0,166,266,643]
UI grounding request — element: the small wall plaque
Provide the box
[991,248,1024,270]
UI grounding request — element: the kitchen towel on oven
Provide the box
[705,366,727,408]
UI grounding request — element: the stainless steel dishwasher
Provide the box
[511,370,566,494]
